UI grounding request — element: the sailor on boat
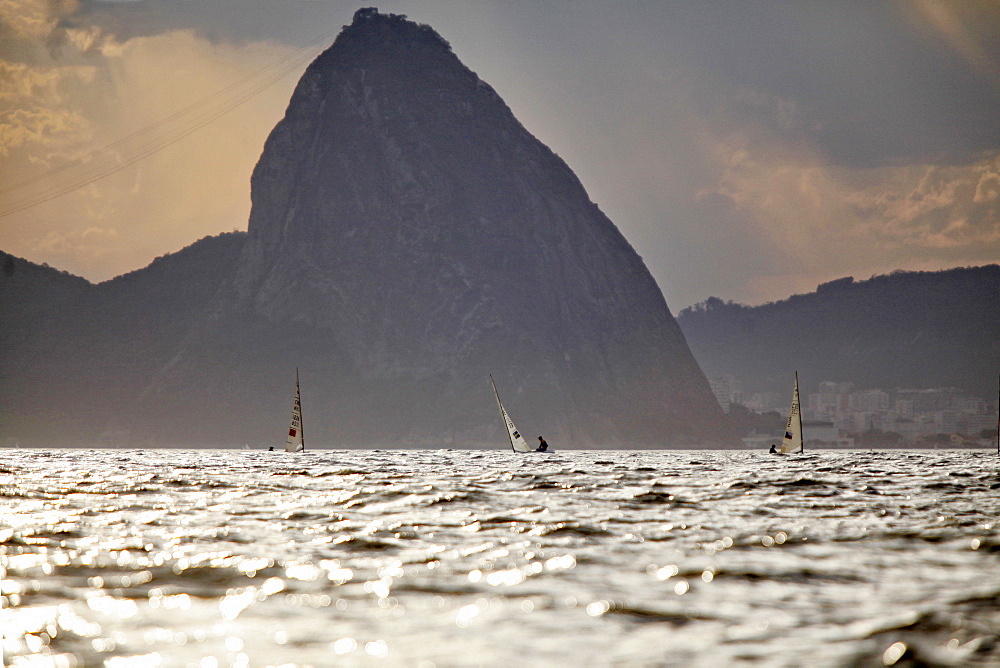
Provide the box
[769,444,777,454]
[537,437,549,452]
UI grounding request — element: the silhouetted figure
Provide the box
[769,444,777,454]
[536,436,549,452]
[268,446,274,451]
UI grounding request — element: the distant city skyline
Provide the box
[709,373,996,444]
[2,1,998,308]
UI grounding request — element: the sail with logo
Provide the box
[779,371,803,454]
[285,369,305,452]
[489,375,532,453]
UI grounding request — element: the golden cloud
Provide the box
[0,0,78,40]
[973,169,1000,204]
[0,105,90,158]
[0,12,297,283]
[710,135,1000,251]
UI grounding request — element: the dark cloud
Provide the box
[76,0,356,45]
[635,2,1000,167]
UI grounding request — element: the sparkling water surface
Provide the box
[3,448,999,667]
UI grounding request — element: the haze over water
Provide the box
[3,448,999,666]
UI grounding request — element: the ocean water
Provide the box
[2,448,998,667]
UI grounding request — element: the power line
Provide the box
[0,27,339,219]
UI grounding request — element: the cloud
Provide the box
[973,169,1000,204]
[0,0,77,40]
[701,126,1000,302]
[0,63,97,162]
[0,2,299,282]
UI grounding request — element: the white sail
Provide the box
[490,375,532,453]
[285,369,305,453]
[779,372,803,454]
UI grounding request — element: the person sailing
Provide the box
[536,436,549,452]
[768,444,777,454]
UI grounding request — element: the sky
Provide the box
[1,0,999,309]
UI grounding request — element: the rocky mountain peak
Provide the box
[216,7,738,446]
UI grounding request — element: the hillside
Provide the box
[0,233,246,445]
[676,266,1000,399]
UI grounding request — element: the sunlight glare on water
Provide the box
[2,448,999,666]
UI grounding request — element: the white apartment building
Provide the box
[850,389,890,412]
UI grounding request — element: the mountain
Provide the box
[676,266,1000,399]
[0,9,736,449]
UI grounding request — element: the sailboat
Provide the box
[778,371,803,454]
[489,375,534,453]
[285,369,305,453]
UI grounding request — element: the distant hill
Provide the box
[676,266,1000,400]
[0,233,246,446]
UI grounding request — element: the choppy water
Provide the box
[2,449,999,667]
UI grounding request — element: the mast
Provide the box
[796,371,803,453]
[298,368,305,452]
[490,374,517,452]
